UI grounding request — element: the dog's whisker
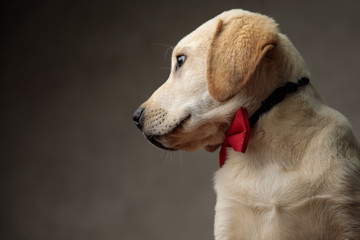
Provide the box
[165,151,174,165]
[178,151,183,165]
[163,45,174,63]
[168,151,173,165]
[161,150,169,165]
[153,43,174,49]
[160,67,171,70]
[153,43,175,63]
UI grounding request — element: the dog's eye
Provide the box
[176,55,186,70]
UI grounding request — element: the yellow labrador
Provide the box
[133,9,360,239]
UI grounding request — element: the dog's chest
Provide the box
[213,151,328,239]
[216,151,310,199]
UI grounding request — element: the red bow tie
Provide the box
[219,107,251,167]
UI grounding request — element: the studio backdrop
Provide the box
[1,0,359,239]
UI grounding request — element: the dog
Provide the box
[133,9,360,239]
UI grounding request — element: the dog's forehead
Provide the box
[174,18,217,52]
[174,9,251,53]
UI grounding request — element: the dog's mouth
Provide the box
[146,136,176,151]
[145,114,191,151]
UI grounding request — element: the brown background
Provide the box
[1,0,360,239]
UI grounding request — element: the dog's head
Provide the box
[133,9,306,152]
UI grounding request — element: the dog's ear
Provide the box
[207,16,278,102]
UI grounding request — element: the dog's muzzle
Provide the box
[132,107,176,151]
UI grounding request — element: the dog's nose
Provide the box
[132,108,145,130]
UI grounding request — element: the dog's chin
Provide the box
[145,133,201,152]
[144,115,225,152]
[146,135,196,151]
[146,135,177,151]
[146,133,222,152]
[204,144,221,152]
[144,114,193,151]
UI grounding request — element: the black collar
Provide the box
[249,77,310,128]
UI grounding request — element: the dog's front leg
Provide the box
[214,200,251,240]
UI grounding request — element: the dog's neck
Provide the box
[246,84,324,170]
[248,77,310,128]
[219,78,311,167]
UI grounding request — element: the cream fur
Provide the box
[136,9,360,239]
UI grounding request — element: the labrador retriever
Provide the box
[133,9,360,239]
